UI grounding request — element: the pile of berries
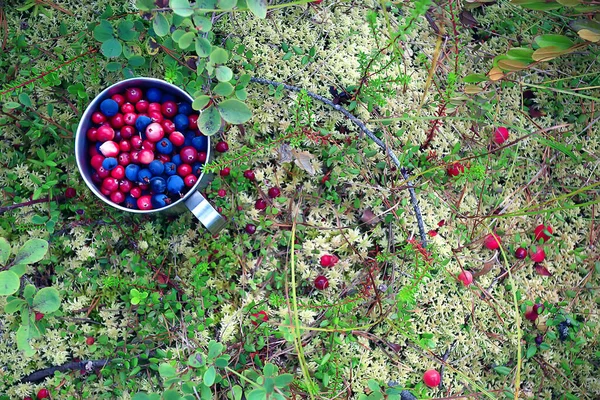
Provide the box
[85,86,208,210]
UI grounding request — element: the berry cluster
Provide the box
[313,254,339,290]
[85,87,209,210]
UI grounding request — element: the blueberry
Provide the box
[191,136,208,152]
[558,321,570,341]
[167,175,185,195]
[125,164,140,181]
[192,162,203,175]
[102,157,118,171]
[400,390,418,400]
[137,168,153,183]
[151,194,170,208]
[183,133,194,147]
[173,114,189,131]
[148,160,165,176]
[178,102,192,115]
[135,115,152,133]
[124,195,138,209]
[171,154,182,166]
[156,138,173,154]
[163,93,176,102]
[164,162,177,176]
[100,99,119,117]
[149,177,167,193]
[146,88,163,103]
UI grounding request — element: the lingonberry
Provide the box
[457,270,473,286]
[121,125,135,139]
[483,234,501,250]
[423,369,441,387]
[217,189,226,197]
[215,141,229,153]
[110,191,125,204]
[161,101,178,118]
[180,146,198,164]
[245,224,257,234]
[137,195,153,210]
[96,125,115,142]
[534,224,553,242]
[184,174,197,187]
[243,169,256,180]
[255,199,267,210]
[121,102,135,114]
[135,99,149,113]
[314,275,329,290]
[177,164,192,177]
[169,131,185,147]
[125,87,143,103]
[36,388,50,399]
[65,187,76,199]
[91,111,106,125]
[515,247,527,259]
[251,310,268,325]
[493,127,509,145]
[111,93,125,106]
[529,246,546,263]
[109,113,124,129]
[268,187,281,198]
[220,167,231,177]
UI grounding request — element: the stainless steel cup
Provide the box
[75,77,226,234]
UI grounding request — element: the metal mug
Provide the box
[75,77,227,234]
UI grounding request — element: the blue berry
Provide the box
[102,157,118,171]
[400,391,417,400]
[125,164,140,181]
[135,115,152,133]
[192,162,203,175]
[100,99,119,117]
[167,175,185,195]
[149,177,167,193]
[138,168,153,183]
[164,162,177,176]
[178,102,192,115]
[148,160,165,176]
[191,136,208,152]
[151,194,170,208]
[173,114,189,131]
[171,154,182,166]
[558,320,570,341]
[156,138,173,154]
[183,132,194,147]
[163,94,176,102]
[146,88,163,103]
[124,195,138,209]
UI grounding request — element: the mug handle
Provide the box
[185,191,227,234]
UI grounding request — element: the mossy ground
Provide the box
[1,1,599,399]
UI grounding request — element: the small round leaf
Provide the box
[0,237,10,266]
[198,105,222,135]
[153,13,170,37]
[178,31,196,50]
[13,239,48,266]
[101,38,123,58]
[217,99,252,124]
[93,20,114,42]
[0,270,20,295]
[195,37,212,58]
[32,287,61,313]
[215,66,233,82]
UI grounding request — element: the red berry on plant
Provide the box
[245,224,257,234]
[215,141,229,153]
[255,199,267,210]
[447,162,465,177]
[251,310,268,325]
[534,224,553,242]
[220,167,230,177]
[493,127,509,145]
[217,189,226,197]
[65,187,76,199]
[314,275,329,290]
[35,312,44,321]
[423,369,441,387]
[515,247,527,259]
[37,389,50,399]
[529,246,546,263]
[268,187,281,198]
[86,336,95,345]
[243,170,256,180]
[483,234,501,250]
[457,270,473,286]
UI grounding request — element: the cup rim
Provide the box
[75,77,210,213]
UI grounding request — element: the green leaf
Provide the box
[535,137,579,161]
[10,263,27,277]
[193,14,212,32]
[4,297,26,313]
[273,373,294,387]
[0,237,10,266]
[163,390,182,400]
[511,0,562,10]
[198,105,222,135]
[215,66,233,82]
[217,0,237,10]
[159,363,177,378]
[247,0,267,18]
[132,393,150,400]
[214,82,234,96]
[534,34,574,50]
[0,271,20,295]
[153,13,170,37]
[32,287,61,313]
[94,20,114,42]
[218,99,252,124]
[494,365,512,375]
[178,31,196,50]
[101,38,123,58]
[117,20,137,41]
[195,37,212,57]
[170,0,194,17]
[23,284,35,301]
[106,62,122,72]
[3,102,20,110]
[128,55,146,67]
[192,95,211,110]
[209,47,229,64]
[135,0,155,11]
[17,323,35,357]
[19,93,32,107]
[203,366,217,386]
[187,353,205,368]
[13,239,48,266]
[247,388,267,400]
[235,89,248,101]
[463,73,488,84]
[526,344,537,358]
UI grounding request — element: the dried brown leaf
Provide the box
[360,208,380,225]
[277,143,294,164]
[534,263,553,277]
[292,149,316,176]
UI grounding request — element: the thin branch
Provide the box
[249,77,427,245]
[20,359,109,383]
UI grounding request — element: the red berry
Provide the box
[138,149,155,164]
[86,127,98,142]
[220,167,231,177]
[91,111,106,125]
[121,125,135,139]
[149,110,163,123]
[119,140,131,152]
[37,388,50,399]
[320,255,335,267]
[111,94,125,106]
[157,154,170,163]
[102,177,119,192]
[125,87,143,103]
[110,191,125,204]
[493,127,509,145]
[123,112,137,126]
[255,198,267,210]
[35,312,44,321]
[130,187,142,198]
[110,165,125,180]
[529,246,546,263]
[96,125,115,142]
[96,166,110,179]
[483,234,501,250]
[423,369,441,387]
[525,303,544,322]
[131,136,143,149]
[251,310,268,325]
[135,99,149,113]
[162,119,176,134]
[109,113,124,129]
[177,164,192,176]
[197,152,207,163]
[121,102,135,114]
[169,131,185,147]
[457,270,473,286]
[515,247,527,259]
[148,102,162,113]
[119,180,133,193]
[65,187,76,199]
[99,141,119,157]
[86,336,95,345]
[217,189,226,197]
[142,139,156,151]
[447,162,465,177]
[188,114,199,130]
[268,187,281,198]
[245,224,257,234]
[534,224,553,243]
[314,275,329,290]
[161,101,178,118]
[184,174,197,187]
[24,397,33,400]
[137,195,153,210]
[130,150,141,164]
[91,155,105,170]
[180,146,198,164]
[145,122,165,142]
[243,170,256,181]
[215,141,229,153]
